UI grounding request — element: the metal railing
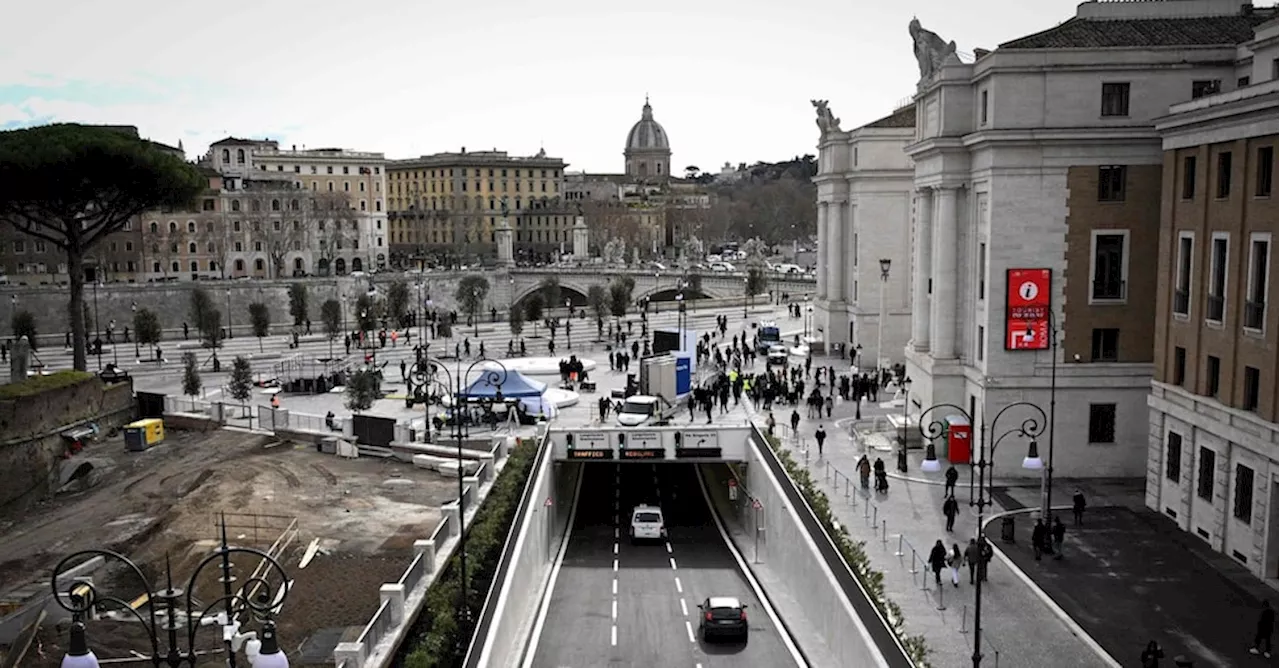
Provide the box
[399,552,426,594]
[290,410,344,434]
[355,600,396,665]
[164,395,210,414]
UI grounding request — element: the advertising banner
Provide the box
[1005,268,1051,350]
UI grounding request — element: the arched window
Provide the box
[290,199,299,211]
[188,242,196,253]
[271,199,281,211]
[236,149,245,164]
[317,258,329,272]
[149,222,158,234]
[221,149,230,162]
[168,221,177,233]
[210,260,218,271]
[293,257,303,271]
[207,242,215,252]
[171,261,180,272]
[251,200,260,212]
[206,222,213,233]
[515,197,522,210]
[190,261,198,272]
[254,258,265,271]
[335,258,347,274]
[234,259,245,271]
[187,221,196,233]
[352,258,363,272]
[231,200,241,212]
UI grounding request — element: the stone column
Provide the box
[495,216,514,267]
[816,202,829,299]
[911,188,933,351]
[572,215,588,260]
[929,187,959,358]
[828,201,845,302]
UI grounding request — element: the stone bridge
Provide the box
[501,267,816,307]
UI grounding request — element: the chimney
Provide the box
[292,144,296,151]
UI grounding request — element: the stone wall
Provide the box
[0,376,135,509]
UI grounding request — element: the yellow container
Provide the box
[127,418,165,445]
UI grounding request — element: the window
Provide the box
[12,240,23,253]
[1257,146,1274,197]
[1206,355,1221,398]
[1245,235,1270,330]
[1238,76,1251,88]
[1166,432,1182,483]
[976,325,985,361]
[1090,328,1119,361]
[1197,448,1216,501]
[1091,232,1128,301]
[1087,404,1116,443]
[980,90,989,125]
[977,242,987,300]
[1241,366,1261,412]
[1191,79,1221,99]
[202,198,216,211]
[1233,464,1254,523]
[1098,166,1126,201]
[1101,83,1130,116]
[1174,232,1193,316]
[1207,233,1228,322]
[1174,346,1187,386]
[1216,151,1232,198]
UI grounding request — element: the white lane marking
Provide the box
[613,543,618,555]
[612,599,618,620]
[614,527,619,539]
[613,559,618,572]
[669,557,677,570]
[697,664,704,668]
[612,579,617,595]
[685,620,695,643]
[611,624,617,646]
[680,598,688,616]
[665,542,672,554]
[675,577,683,593]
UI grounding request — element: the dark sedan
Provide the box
[698,596,749,642]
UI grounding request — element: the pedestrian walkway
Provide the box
[989,501,1280,667]
[747,356,1114,668]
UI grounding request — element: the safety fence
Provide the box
[772,421,1003,667]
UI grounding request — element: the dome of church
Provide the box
[625,98,669,151]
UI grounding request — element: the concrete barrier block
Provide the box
[414,539,436,573]
[463,476,480,505]
[443,503,460,537]
[379,583,406,625]
[333,641,364,668]
[477,453,495,483]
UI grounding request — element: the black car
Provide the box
[698,596,748,642]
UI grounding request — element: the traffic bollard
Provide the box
[959,605,969,634]
[920,562,930,591]
[864,499,871,518]
[881,520,888,545]
[845,477,850,501]
[872,505,878,528]
[894,534,905,557]
[936,578,947,610]
[908,548,919,574]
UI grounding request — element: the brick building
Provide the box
[902,0,1277,479]
[1146,18,1278,582]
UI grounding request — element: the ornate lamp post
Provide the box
[564,298,572,350]
[877,257,891,370]
[896,375,912,472]
[405,354,509,633]
[50,518,291,667]
[917,400,1047,668]
[92,279,103,371]
[1022,314,1059,521]
[742,276,749,319]
[225,288,233,340]
[131,301,140,360]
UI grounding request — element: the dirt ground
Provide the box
[0,428,458,666]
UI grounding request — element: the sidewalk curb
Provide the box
[981,507,1122,668]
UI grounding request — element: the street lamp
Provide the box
[405,355,508,639]
[742,276,749,319]
[897,375,912,472]
[49,517,292,668]
[92,279,103,371]
[225,288,233,340]
[918,400,1046,668]
[131,301,140,360]
[1023,313,1059,521]
[877,258,891,371]
[565,298,572,350]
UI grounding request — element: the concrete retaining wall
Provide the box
[468,458,578,667]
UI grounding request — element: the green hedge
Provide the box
[401,439,540,668]
[765,435,932,666]
[0,370,94,399]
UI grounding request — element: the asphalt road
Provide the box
[530,462,800,668]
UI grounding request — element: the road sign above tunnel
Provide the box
[548,426,749,462]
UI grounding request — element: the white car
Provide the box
[766,344,789,366]
[616,395,660,426]
[630,505,667,544]
[709,261,736,272]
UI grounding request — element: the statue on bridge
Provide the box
[603,238,626,267]
[9,335,30,384]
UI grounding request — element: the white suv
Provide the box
[629,505,667,544]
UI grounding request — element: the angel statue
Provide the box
[500,195,510,217]
[603,237,626,266]
[909,17,958,82]
[811,99,842,136]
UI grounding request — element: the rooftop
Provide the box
[861,105,917,130]
[388,148,566,169]
[999,9,1275,49]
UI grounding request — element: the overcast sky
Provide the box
[0,0,1194,173]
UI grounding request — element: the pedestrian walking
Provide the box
[1072,489,1087,525]
[1032,518,1047,560]
[1051,516,1066,560]
[873,457,888,493]
[1251,599,1275,658]
[183,322,189,340]
[1140,640,1165,668]
[944,464,959,496]
[979,537,993,582]
[963,538,980,584]
[270,394,280,409]
[928,540,947,586]
[943,495,959,532]
[790,409,800,434]
[857,455,871,489]
[815,425,827,457]
[947,543,963,587]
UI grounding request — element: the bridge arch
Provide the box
[513,283,590,310]
[642,287,712,302]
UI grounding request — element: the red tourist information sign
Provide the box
[1005,268,1051,350]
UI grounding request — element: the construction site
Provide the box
[0,427,457,666]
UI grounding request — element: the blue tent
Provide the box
[461,369,547,398]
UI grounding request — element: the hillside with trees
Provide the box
[678,155,817,246]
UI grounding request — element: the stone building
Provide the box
[902,0,1277,479]
[814,103,917,365]
[385,149,570,266]
[1146,18,1278,582]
